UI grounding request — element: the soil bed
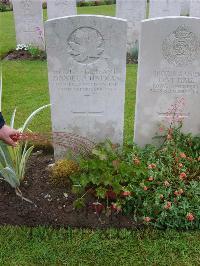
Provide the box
[2,50,136,64]
[2,50,46,61]
[0,151,137,229]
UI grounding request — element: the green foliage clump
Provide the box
[27,46,46,60]
[51,159,79,186]
[124,126,200,229]
[77,0,115,7]
[70,126,200,229]
[0,0,12,12]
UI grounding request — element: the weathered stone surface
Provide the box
[45,15,127,158]
[47,0,76,19]
[12,0,44,49]
[116,0,146,52]
[180,0,190,15]
[149,0,181,18]
[190,0,200,17]
[134,17,200,146]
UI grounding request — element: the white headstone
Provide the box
[190,0,200,17]
[45,15,127,158]
[180,0,190,15]
[47,0,77,20]
[134,17,200,146]
[12,0,44,49]
[149,0,181,18]
[116,0,146,53]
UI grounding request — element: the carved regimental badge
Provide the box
[162,25,200,67]
[67,27,104,64]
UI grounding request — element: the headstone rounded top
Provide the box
[46,14,127,23]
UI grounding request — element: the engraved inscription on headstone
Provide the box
[47,0,76,19]
[67,27,104,64]
[162,25,200,66]
[12,0,44,49]
[134,17,200,147]
[45,15,127,159]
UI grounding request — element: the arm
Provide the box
[0,112,18,147]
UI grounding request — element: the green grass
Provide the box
[1,226,200,265]
[0,5,115,57]
[2,61,136,144]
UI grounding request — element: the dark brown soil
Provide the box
[2,50,46,61]
[2,50,136,64]
[0,151,137,229]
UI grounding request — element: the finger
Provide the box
[10,128,19,135]
[4,137,17,147]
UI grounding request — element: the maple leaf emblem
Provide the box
[68,27,104,64]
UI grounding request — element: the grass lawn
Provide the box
[0,5,116,57]
[1,226,200,265]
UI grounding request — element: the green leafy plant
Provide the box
[0,104,50,202]
[27,45,45,59]
[70,140,147,212]
[123,126,200,229]
[69,123,200,228]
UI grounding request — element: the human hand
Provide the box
[0,125,19,147]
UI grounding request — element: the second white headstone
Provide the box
[134,17,200,146]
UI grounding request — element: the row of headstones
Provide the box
[44,15,200,159]
[12,0,200,51]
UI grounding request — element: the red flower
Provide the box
[111,203,122,212]
[106,190,117,200]
[178,163,183,168]
[121,191,131,197]
[186,213,195,221]
[148,176,154,181]
[180,152,187,159]
[164,201,172,209]
[92,202,104,214]
[143,186,148,191]
[174,191,179,196]
[144,217,151,223]
[148,163,156,169]
[133,157,140,165]
[179,172,187,180]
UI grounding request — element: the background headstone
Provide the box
[47,0,77,19]
[134,17,200,146]
[149,0,181,18]
[116,0,146,53]
[45,15,127,158]
[190,0,200,17]
[180,0,190,15]
[12,0,44,49]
